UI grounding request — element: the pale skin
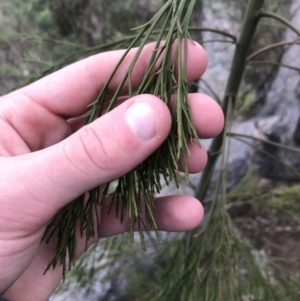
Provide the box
[0,41,224,300]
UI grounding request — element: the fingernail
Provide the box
[125,101,158,140]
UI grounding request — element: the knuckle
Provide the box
[77,125,117,173]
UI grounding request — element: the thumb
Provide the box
[5,95,171,216]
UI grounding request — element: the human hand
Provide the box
[0,41,224,300]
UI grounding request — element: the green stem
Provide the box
[188,27,237,42]
[199,78,222,105]
[246,38,300,61]
[228,132,300,154]
[201,39,235,44]
[233,136,300,178]
[247,60,300,72]
[195,0,265,201]
[259,11,300,37]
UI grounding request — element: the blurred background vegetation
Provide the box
[1,0,300,300]
[0,0,204,94]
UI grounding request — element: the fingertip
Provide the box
[154,196,204,231]
[144,40,207,83]
[189,93,224,138]
[186,41,208,81]
[99,195,204,237]
[179,142,208,174]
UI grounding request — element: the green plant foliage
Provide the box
[0,0,81,94]
[42,0,201,277]
[1,0,300,299]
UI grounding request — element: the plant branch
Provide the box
[228,132,300,154]
[153,27,237,42]
[188,27,237,42]
[44,0,202,275]
[195,0,265,201]
[259,11,300,37]
[199,78,222,105]
[232,136,300,178]
[200,39,235,45]
[247,60,300,72]
[246,38,300,61]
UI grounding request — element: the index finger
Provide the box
[6,41,207,118]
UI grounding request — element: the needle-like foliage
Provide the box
[43,0,200,275]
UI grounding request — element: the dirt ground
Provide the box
[235,204,300,277]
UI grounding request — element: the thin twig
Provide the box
[247,60,300,72]
[259,11,300,37]
[246,38,300,61]
[199,78,222,105]
[228,132,300,154]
